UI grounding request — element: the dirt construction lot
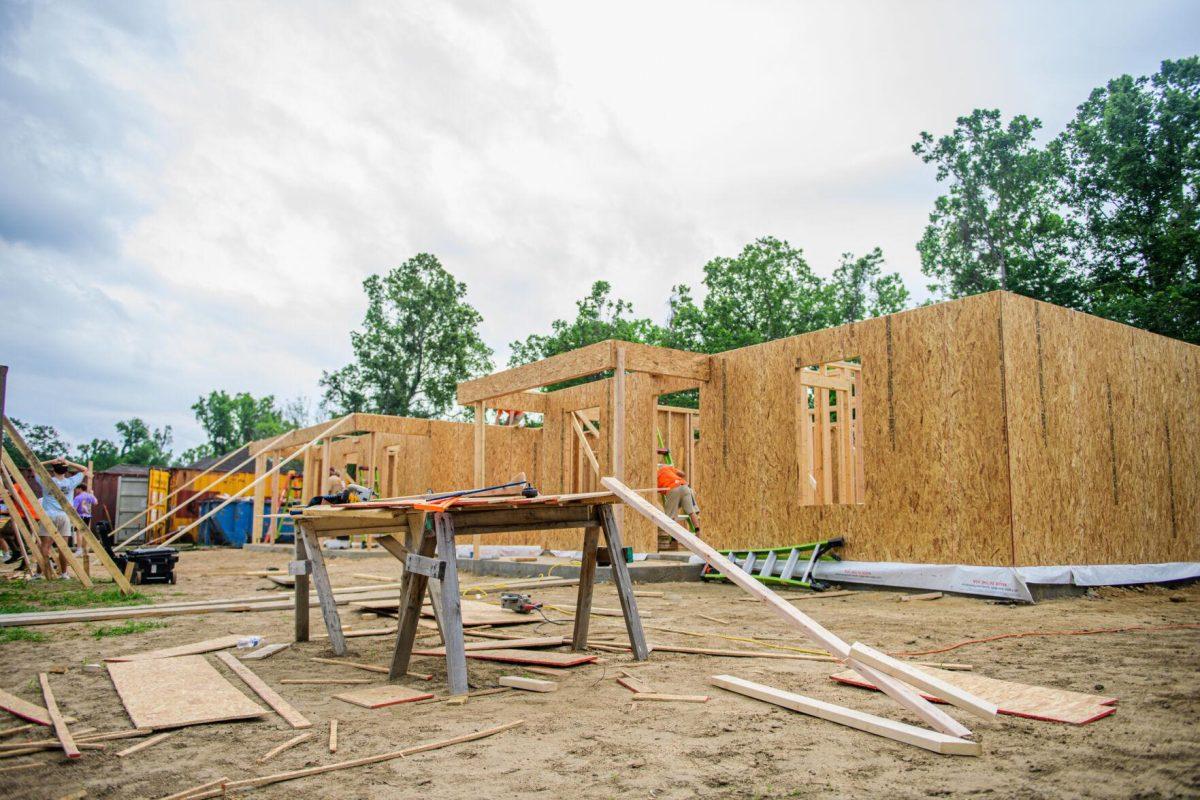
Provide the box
[0,548,1197,799]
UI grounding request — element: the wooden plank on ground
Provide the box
[631,693,709,703]
[462,649,597,667]
[106,635,249,662]
[333,685,434,709]
[37,674,78,759]
[116,731,173,758]
[847,643,997,720]
[241,643,290,661]
[412,636,566,656]
[107,656,266,730]
[711,675,980,756]
[0,688,58,726]
[214,652,311,729]
[829,668,1117,725]
[497,676,558,693]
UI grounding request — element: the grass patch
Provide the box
[91,620,167,639]
[0,627,47,643]
[0,582,148,615]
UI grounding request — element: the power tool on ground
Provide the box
[500,592,542,614]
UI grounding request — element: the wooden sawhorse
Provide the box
[291,496,649,696]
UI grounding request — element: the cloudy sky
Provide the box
[2,0,1197,454]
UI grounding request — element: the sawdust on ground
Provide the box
[0,548,1197,799]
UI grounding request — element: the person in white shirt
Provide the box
[35,458,86,577]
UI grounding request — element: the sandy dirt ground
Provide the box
[0,547,1197,800]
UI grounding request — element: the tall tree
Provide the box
[913,109,1081,306]
[830,247,911,323]
[1055,57,1200,344]
[190,391,289,459]
[321,253,493,417]
[665,237,908,354]
[3,418,68,468]
[77,419,174,470]
[509,280,665,366]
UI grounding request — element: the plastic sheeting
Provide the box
[808,560,1200,602]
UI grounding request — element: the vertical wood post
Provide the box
[473,402,484,560]
[571,523,600,650]
[251,452,267,545]
[301,524,346,655]
[389,520,438,680]
[434,514,469,695]
[611,347,626,529]
[598,504,648,660]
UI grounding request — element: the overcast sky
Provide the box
[2,0,1197,454]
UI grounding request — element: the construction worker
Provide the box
[35,457,86,577]
[73,484,98,536]
[323,466,346,496]
[657,454,700,533]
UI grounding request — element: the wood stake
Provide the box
[157,776,229,800]
[257,732,313,764]
[328,719,338,753]
[116,731,173,758]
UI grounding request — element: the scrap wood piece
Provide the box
[38,673,77,760]
[462,649,598,668]
[108,656,267,730]
[0,723,36,739]
[697,614,729,625]
[157,776,229,800]
[497,676,557,693]
[412,688,511,706]
[257,732,313,764]
[0,760,45,774]
[616,674,652,694]
[241,643,290,661]
[0,741,104,759]
[412,636,567,656]
[631,693,709,703]
[184,720,525,797]
[603,477,975,741]
[333,685,435,709]
[710,675,980,756]
[116,731,173,758]
[0,687,61,726]
[310,657,388,674]
[829,668,1117,725]
[214,651,311,729]
[848,643,997,720]
[106,635,250,662]
[279,679,370,685]
[785,590,858,601]
[328,719,338,753]
[898,592,943,602]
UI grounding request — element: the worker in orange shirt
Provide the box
[657,453,700,533]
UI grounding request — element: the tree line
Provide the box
[10,58,1197,463]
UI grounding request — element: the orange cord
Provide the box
[897,623,1200,657]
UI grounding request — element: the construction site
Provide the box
[0,290,1197,799]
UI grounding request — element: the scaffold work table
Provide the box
[289,490,649,695]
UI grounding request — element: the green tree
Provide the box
[320,253,493,417]
[77,418,173,470]
[665,237,907,354]
[913,109,1081,306]
[830,247,911,323]
[509,280,665,368]
[190,391,290,458]
[1055,57,1200,344]
[3,418,69,468]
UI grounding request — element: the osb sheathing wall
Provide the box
[701,291,1199,566]
[702,292,1014,565]
[1002,293,1200,564]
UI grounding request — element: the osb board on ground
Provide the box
[333,685,434,709]
[830,666,1117,725]
[107,655,268,729]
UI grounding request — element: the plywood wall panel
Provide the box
[702,294,1013,564]
[1004,294,1199,565]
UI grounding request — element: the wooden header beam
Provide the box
[456,340,711,406]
